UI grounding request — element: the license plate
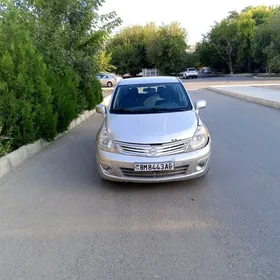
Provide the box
[134,162,174,172]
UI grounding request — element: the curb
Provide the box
[0,95,112,179]
[254,76,280,80]
[207,87,280,110]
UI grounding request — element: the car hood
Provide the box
[106,111,198,144]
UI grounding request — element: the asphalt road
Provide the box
[1,78,280,280]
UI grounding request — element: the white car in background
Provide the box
[183,68,198,79]
[97,73,122,87]
[109,74,123,83]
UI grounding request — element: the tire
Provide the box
[107,81,113,87]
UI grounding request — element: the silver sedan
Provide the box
[97,74,117,87]
[95,76,211,183]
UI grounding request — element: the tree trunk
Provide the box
[248,60,252,74]
[228,59,233,75]
[227,52,234,75]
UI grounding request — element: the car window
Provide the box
[110,82,192,114]
[99,74,108,79]
[188,68,196,71]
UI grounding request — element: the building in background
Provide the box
[142,68,160,77]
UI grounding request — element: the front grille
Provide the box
[120,165,189,178]
[115,139,191,157]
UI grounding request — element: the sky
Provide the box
[99,0,279,44]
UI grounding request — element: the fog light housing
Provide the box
[100,163,113,174]
[196,158,208,171]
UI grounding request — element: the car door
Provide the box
[99,75,108,86]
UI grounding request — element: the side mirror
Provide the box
[96,104,107,118]
[194,100,206,113]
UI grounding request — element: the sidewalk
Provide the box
[208,85,280,109]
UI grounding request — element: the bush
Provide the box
[0,11,56,150]
[0,2,106,157]
[48,72,79,134]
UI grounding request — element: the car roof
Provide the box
[118,76,180,86]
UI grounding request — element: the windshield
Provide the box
[110,82,193,114]
[188,68,196,71]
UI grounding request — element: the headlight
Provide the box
[187,125,209,152]
[97,129,119,153]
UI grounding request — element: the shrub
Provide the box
[0,0,118,157]
[0,10,56,150]
[48,72,79,134]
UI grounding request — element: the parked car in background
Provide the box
[108,74,123,83]
[201,67,212,74]
[183,68,198,79]
[95,76,211,183]
[123,72,143,78]
[97,74,118,87]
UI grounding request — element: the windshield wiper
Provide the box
[111,107,189,114]
[147,107,188,112]
[119,108,173,113]
[150,107,170,111]
[111,108,135,113]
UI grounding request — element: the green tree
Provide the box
[109,22,188,75]
[197,5,279,74]
[147,22,188,75]
[96,50,116,73]
[111,42,143,76]
[0,0,121,156]
[195,37,228,72]
[108,25,151,75]
[236,13,256,72]
[184,52,200,68]
[252,8,280,74]
[263,11,280,73]
[237,6,275,73]
[209,14,239,74]
[27,0,120,111]
[0,7,56,151]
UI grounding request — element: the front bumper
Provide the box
[96,139,211,183]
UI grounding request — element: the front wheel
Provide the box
[107,81,113,87]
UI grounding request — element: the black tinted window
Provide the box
[110,83,192,114]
